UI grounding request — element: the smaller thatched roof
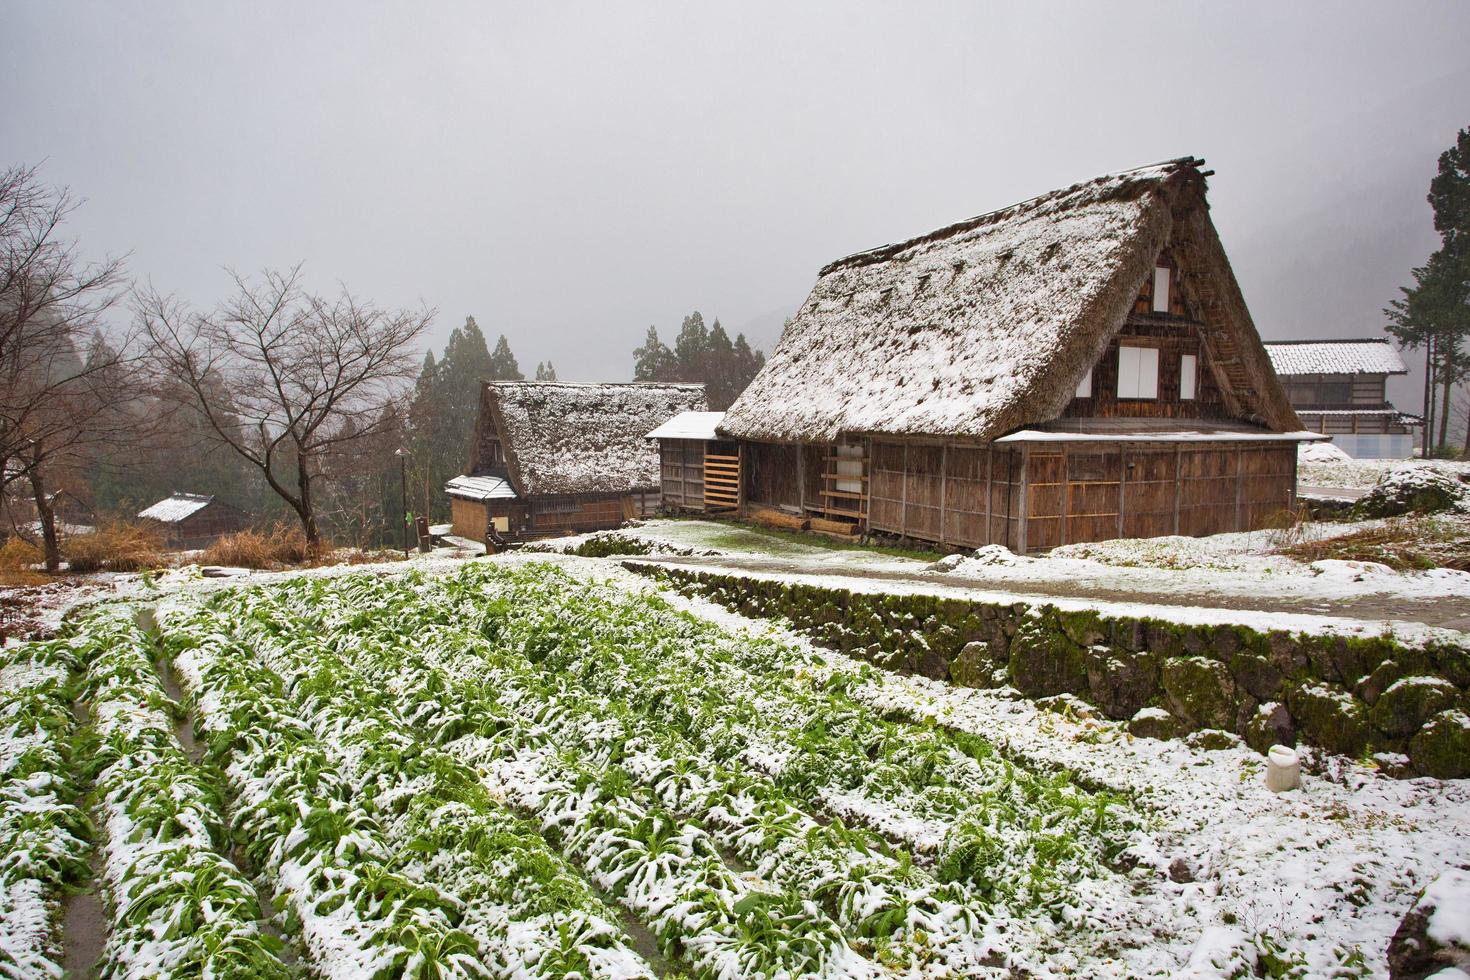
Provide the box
[445,474,516,502]
[478,382,706,496]
[138,492,218,523]
[721,157,1297,443]
[1264,339,1407,376]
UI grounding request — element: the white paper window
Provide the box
[1075,367,1092,399]
[1117,345,1159,399]
[1153,266,1171,313]
[1180,353,1197,400]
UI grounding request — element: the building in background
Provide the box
[1264,339,1420,459]
[447,381,706,544]
[137,493,251,550]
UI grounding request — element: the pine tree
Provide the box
[673,311,709,381]
[489,334,523,381]
[535,361,558,381]
[1386,128,1470,456]
[633,325,673,381]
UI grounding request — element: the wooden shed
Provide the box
[1264,339,1420,458]
[447,381,707,543]
[718,158,1321,553]
[645,411,739,513]
[137,493,251,550]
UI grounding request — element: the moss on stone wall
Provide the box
[629,563,1470,778]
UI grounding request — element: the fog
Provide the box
[4,1,1467,406]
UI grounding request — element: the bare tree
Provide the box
[1,164,138,569]
[137,267,432,549]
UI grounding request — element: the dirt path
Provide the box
[630,553,1470,632]
[61,700,105,979]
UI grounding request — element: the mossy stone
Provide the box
[1230,652,1284,703]
[1267,633,1310,680]
[1085,647,1159,720]
[1145,622,1185,658]
[1287,683,1370,758]
[1161,656,1236,731]
[1408,710,1470,779]
[1007,619,1088,698]
[1186,729,1243,752]
[951,641,1000,689]
[1128,707,1181,740]
[1054,609,1107,648]
[1371,676,1459,738]
[1355,659,1405,707]
[1244,701,1295,754]
[1211,627,1243,659]
[1429,643,1470,689]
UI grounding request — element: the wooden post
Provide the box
[984,446,993,546]
[1234,445,1244,531]
[1058,446,1068,548]
[900,441,909,538]
[798,444,806,514]
[737,443,745,515]
[1117,447,1127,540]
[1173,444,1183,535]
[1016,446,1029,555]
[939,443,949,546]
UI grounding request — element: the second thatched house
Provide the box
[714,157,1320,552]
[447,381,706,543]
[137,492,251,550]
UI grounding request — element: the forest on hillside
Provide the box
[1,160,768,558]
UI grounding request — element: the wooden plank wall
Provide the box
[659,439,705,511]
[742,442,802,510]
[450,497,487,541]
[861,438,1296,553]
[529,495,625,533]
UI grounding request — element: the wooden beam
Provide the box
[900,441,909,538]
[984,446,993,546]
[1173,445,1182,535]
[1017,446,1028,555]
[1118,447,1127,540]
[939,443,949,546]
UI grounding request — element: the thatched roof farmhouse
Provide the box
[699,158,1319,551]
[447,381,705,543]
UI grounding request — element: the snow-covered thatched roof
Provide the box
[721,158,1298,443]
[137,493,216,523]
[478,382,707,496]
[1264,339,1408,377]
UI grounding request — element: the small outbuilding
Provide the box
[447,381,707,543]
[645,411,739,514]
[716,157,1321,553]
[1264,339,1420,458]
[137,493,251,550]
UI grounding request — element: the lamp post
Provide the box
[394,448,409,558]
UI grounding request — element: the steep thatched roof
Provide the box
[721,158,1298,443]
[478,382,706,496]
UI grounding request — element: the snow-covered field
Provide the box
[2,555,1465,977]
[1299,456,1470,490]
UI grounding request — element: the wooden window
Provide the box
[1117,345,1159,399]
[1075,367,1092,399]
[1152,267,1171,313]
[1180,353,1197,400]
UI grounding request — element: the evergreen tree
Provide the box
[673,311,709,380]
[489,333,523,381]
[1386,127,1470,456]
[631,313,767,410]
[535,361,558,381]
[633,325,674,381]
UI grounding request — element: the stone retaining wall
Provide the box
[631,563,1470,779]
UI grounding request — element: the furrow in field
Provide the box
[0,638,90,980]
[71,607,289,979]
[220,590,888,980]
[232,570,1126,976]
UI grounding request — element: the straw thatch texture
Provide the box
[721,158,1298,443]
[481,382,706,496]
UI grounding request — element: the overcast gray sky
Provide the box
[4,2,1467,405]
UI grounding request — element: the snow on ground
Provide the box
[1300,457,1470,490]
[615,519,1470,618]
[526,552,1470,978]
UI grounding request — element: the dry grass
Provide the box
[65,521,167,573]
[200,523,319,569]
[1279,517,1470,571]
[0,536,46,586]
